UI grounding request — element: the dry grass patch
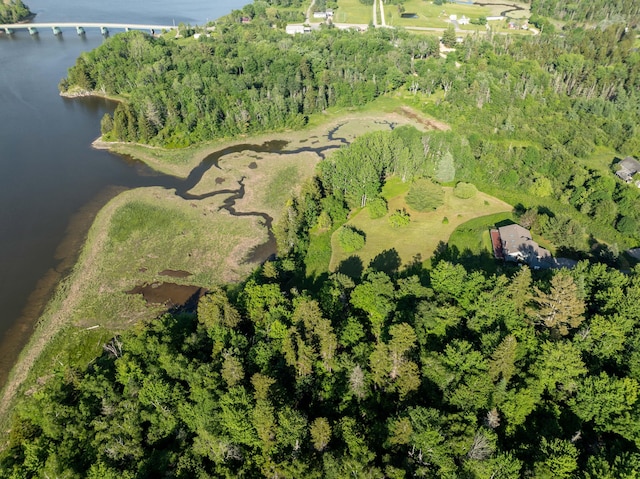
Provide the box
[330,187,512,271]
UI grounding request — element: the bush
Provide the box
[405,179,444,212]
[388,209,411,228]
[616,215,638,235]
[337,226,366,252]
[368,197,388,219]
[317,211,332,230]
[454,182,478,199]
[442,217,449,224]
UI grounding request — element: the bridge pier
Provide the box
[4,27,14,34]
[100,26,108,35]
[28,26,38,35]
[52,26,62,35]
[76,26,85,35]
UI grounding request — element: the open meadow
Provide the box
[329,180,513,275]
[383,0,528,27]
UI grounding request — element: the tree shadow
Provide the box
[495,218,517,228]
[336,255,364,279]
[369,248,401,275]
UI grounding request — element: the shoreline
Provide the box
[0,186,129,425]
[0,102,446,429]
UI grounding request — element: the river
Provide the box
[0,0,249,388]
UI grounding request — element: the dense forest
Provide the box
[529,0,640,24]
[3,255,640,477]
[0,0,31,23]
[60,26,437,148]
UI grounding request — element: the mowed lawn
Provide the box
[329,184,512,273]
[384,0,529,28]
[333,0,372,24]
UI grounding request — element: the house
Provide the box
[458,16,470,25]
[240,16,251,24]
[495,224,552,266]
[615,156,640,184]
[313,12,328,19]
[286,24,312,34]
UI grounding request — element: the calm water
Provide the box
[0,0,249,386]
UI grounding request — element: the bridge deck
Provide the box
[0,22,176,30]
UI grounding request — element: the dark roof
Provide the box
[498,224,551,262]
[619,156,640,174]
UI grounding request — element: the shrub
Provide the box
[454,182,478,199]
[368,197,388,219]
[388,209,411,228]
[317,211,332,230]
[616,215,638,235]
[405,179,444,212]
[442,217,449,224]
[338,226,365,252]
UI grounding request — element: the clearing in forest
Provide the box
[329,181,512,275]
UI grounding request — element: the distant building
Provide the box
[458,15,470,25]
[486,16,505,21]
[286,24,312,34]
[313,8,333,20]
[615,156,640,184]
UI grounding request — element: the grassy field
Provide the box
[384,0,530,28]
[329,179,513,275]
[333,0,372,24]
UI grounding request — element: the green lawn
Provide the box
[329,186,513,275]
[384,0,529,28]
[581,146,618,174]
[333,0,372,24]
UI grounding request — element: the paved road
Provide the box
[372,0,377,27]
[379,0,386,27]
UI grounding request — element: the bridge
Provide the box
[0,22,177,36]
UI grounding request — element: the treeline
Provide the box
[60,25,438,148]
[0,0,31,23]
[3,255,640,477]
[529,0,640,24]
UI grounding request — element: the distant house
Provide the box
[615,156,640,185]
[313,11,328,19]
[458,15,470,25]
[492,224,552,268]
[286,24,312,34]
[240,16,251,24]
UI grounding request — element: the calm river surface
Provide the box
[0,0,249,387]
